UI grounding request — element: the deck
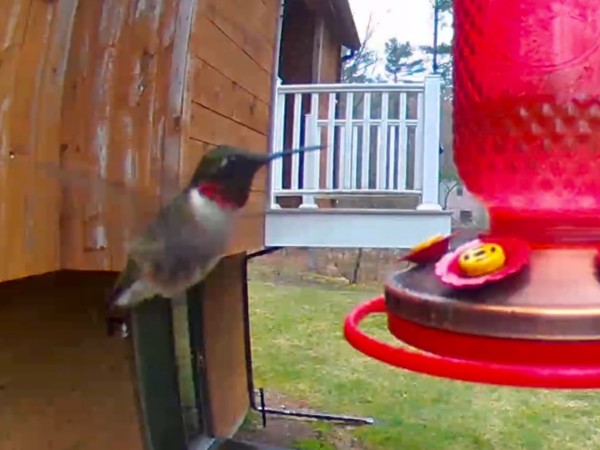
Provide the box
[265,75,452,249]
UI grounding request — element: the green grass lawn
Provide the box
[248,279,600,450]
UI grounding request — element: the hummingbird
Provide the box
[105,143,322,336]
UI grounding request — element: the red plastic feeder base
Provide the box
[343,249,600,389]
[344,297,600,389]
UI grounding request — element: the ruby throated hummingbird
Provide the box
[105,144,322,335]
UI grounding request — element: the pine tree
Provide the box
[384,39,424,82]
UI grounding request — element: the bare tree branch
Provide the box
[342,13,381,83]
[441,180,460,209]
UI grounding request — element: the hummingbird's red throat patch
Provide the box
[198,182,237,209]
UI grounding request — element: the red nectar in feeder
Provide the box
[453,0,600,246]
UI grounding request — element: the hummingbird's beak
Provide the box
[263,144,324,163]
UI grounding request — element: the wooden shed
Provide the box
[0,0,359,449]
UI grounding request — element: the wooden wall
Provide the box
[0,0,280,283]
[279,0,342,84]
[59,0,196,273]
[0,0,197,281]
[0,0,76,281]
[0,272,144,450]
[182,0,281,254]
[320,25,343,83]
[201,253,250,438]
[279,0,316,84]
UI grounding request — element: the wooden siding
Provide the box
[279,0,316,83]
[60,0,195,272]
[0,0,277,281]
[0,0,196,280]
[185,0,281,254]
[201,253,250,438]
[0,0,78,281]
[320,25,342,83]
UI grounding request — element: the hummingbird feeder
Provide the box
[344,0,600,389]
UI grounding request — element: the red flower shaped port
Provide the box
[434,235,531,289]
[400,234,452,264]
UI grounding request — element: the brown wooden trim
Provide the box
[303,0,360,50]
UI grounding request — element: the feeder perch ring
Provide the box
[343,297,600,389]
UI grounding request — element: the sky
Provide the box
[347,0,453,76]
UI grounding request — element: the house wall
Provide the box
[0,272,144,450]
[201,253,250,437]
[0,0,275,282]
[319,23,343,83]
[0,0,75,281]
[60,0,196,273]
[0,0,197,281]
[279,0,316,83]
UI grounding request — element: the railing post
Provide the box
[417,75,443,211]
[299,93,320,209]
[269,87,285,209]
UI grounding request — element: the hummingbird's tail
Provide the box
[105,258,144,336]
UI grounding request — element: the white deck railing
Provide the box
[269,75,442,211]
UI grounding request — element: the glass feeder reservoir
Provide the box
[453,0,600,246]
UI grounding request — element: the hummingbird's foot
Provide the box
[105,315,131,338]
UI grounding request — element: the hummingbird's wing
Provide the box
[0,153,265,278]
[101,190,226,330]
[0,154,166,240]
[126,192,227,283]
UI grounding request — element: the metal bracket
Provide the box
[254,387,374,427]
[244,249,375,428]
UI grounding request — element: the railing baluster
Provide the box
[388,126,397,190]
[326,92,336,189]
[361,92,371,189]
[291,92,303,190]
[397,92,408,191]
[414,92,424,191]
[371,123,380,189]
[300,93,320,208]
[417,75,443,210]
[377,93,389,189]
[339,125,347,189]
[351,126,359,189]
[343,92,354,189]
[270,91,286,208]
